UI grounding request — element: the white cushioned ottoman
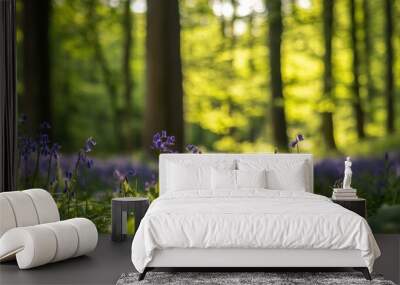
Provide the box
[0,189,98,269]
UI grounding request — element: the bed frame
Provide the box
[139,248,370,280]
[138,154,372,281]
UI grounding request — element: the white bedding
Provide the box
[131,190,380,273]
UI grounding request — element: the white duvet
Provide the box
[131,190,380,273]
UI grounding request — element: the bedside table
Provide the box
[111,197,149,242]
[332,198,366,218]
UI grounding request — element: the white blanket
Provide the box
[131,190,380,272]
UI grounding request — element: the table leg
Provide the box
[111,201,123,241]
[121,202,128,239]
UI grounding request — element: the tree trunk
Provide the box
[266,0,288,150]
[85,1,122,148]
[247,12,262,142]
[143,0,184,152]
[349,0,365,139]
[21,0,52,134]
[122,0,134,150]
[229,0,238,50]
[247,12,256,73]
[218,0,227,39]
[384,0,395,134]
[362,0,374,108]
[321,0,337,150]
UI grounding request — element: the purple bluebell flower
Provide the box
[289,140,298,148]
[35,133,51,158]
[40,121,51,129]
[50,143,61,159]
[185,144,202,154]
[84,137,96,153]
[289,134,305,149]
[153,132,161,142]
[167,136,175,144]
[39,134,49,144]
[151,130,176,153]
[65,171,73,181]
[86,159,94,169]
[144,173,158,191]
[113,168,137,185]
[19,136,36,161]
[127,169,137,177]
[113,169,125,183]
[40,145,50,156]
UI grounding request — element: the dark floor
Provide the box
[1,234,399,285]
[0,235,134,285]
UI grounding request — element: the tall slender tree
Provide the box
[143,0,184,152]
[218,0,227,42]
[247,11,262,142]
[247,12,256,73]
[321,0,337,150]
[384,0,395,134]
[229,0,238,50]
[362,0,374,107]
[22,0,52,134]
[266,0,288,150]
[349,0,365,139]
[122,0,134,150]
[85,1,122,147]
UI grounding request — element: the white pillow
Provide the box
[266,168,306,192]
[211,168,236,190]
[236,169,267,189]
[167,162,211,191]
[238,159,307,191]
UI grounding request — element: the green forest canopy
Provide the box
[17,0,400,157]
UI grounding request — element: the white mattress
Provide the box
[131,190,380,273]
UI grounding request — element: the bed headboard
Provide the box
[159,153,314,195]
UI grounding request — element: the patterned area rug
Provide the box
[116,272,395,285]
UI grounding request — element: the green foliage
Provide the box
[119,179,138,197]
[56,191,113,233]
[14,0,400,233]
[369,205,400,233]
[144,182,159,202]
[14,0,398,156]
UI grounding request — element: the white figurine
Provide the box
[343,156,352,189]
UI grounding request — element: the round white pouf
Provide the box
[0,189,98,269]
[24,188,60,223]
[0,226,57,269]
[0,196,17,237]
[0,218,98,269]
[65,218,98,257]
[42,221,79,262]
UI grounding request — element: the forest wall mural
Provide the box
[16,0,400,233]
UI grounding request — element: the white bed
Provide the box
[131,154,380,280]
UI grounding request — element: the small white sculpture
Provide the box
[343,156,353,189]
